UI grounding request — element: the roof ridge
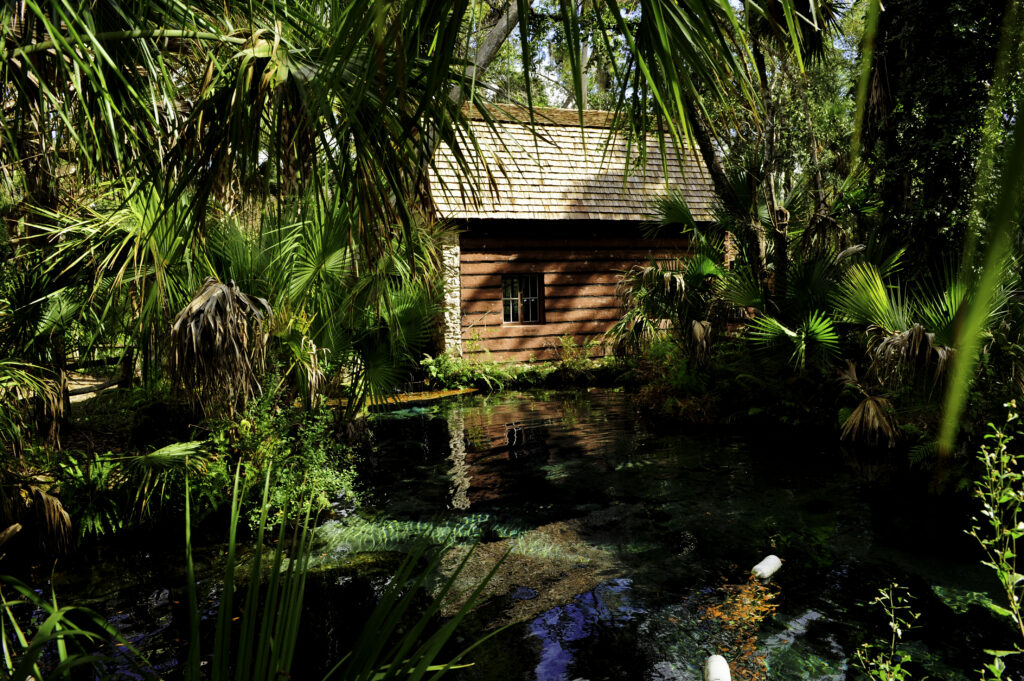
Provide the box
[463,103,618,129]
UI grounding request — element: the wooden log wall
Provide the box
[459,220,692,361]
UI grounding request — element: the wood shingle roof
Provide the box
[430,105,716,222]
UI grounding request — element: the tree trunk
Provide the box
[448,1,526,108]
[688,107,767,282]
[578,0,591,110]
[772,206,790,303]
[415,0,532,217]
[579,37,590,109]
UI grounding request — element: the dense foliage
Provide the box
[863,0,1015,276]
[1,0,1024,676]
[608,0,1024,478]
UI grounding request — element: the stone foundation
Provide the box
[440,231,462,355]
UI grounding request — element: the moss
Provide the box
[420,353,634,392]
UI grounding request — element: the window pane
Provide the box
[519,274,540,322]
[502,274,542,324]
[524,299,537,322]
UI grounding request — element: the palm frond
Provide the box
[747,313,796,350]
[609,257,714,356]
[123,442,208,476]
[279,331,328,409]
[833,262,909,332]
[722,264,766,311]
[783,249,844,318]
[168,277,272,416]
[840,394,898,447]
[0,361,61,451]
[650,191,699,237]
[918,270,968,348]
[689,319,714,365]
[869,323,955,390]
[748,310,838,370]
[29,487,71,552]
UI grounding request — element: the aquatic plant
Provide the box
[507,533,593,565]
[856,402,1024,680]
[184,465,313,681]
[0,577,150,680]
[315,513,529,556]
[701,576,780,681]
[0,463,501,679]
[851,583,920,681]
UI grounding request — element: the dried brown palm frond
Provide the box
[0,523,21,548]
[0,360,61,454]
[869,323,955,390]
[168,278,272,417]
[837,361,899,448]
[836,359,861,386]
[689,320,713,366]
[841,395,899,448]
[0,469,71,553]
[28,486,71,551]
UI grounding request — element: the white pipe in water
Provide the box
[704,654,731,681]
[751,554,782,580]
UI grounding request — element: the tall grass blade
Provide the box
[939,110,1024,452]
[851,0,881,158]
[1,576,151,680]
[184,475,201,681]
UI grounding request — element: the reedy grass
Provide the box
[0,575,153,681]
[183,466,504,681]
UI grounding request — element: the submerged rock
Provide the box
[436,514,625,624]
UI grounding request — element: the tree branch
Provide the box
[449,1,530,106]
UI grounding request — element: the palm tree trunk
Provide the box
[772,206,790,303]
[797,73,826,221]
[754,39,789,309]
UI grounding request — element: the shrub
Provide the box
[208,381,360,528]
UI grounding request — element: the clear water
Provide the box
[44,388,1021,679]
[314,388,1018,681]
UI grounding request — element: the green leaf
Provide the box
[983,649,1021,658]
[984,601,1015,618]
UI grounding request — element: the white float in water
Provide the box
[751,554,782,580]
[704,654,731,681]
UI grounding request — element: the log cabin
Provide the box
[430,105,716,362]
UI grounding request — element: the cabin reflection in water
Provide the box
[505,421,550,461]
[442,399,597,511]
